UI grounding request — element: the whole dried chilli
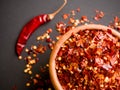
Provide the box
[16,14,49,56]
[16,0,67,56]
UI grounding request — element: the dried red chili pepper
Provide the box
[16,0,67,56]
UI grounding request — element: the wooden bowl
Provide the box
[49,24,120,90]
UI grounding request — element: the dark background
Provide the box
[0,0,120,90]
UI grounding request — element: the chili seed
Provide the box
[26,83,30,87]
[104,77,109,83]
[28,70,32,75]
[46,28,52,34]
[18,56,22,60]
[63,13,69,20]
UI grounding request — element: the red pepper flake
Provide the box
[63,13,69,20]
[46,37,52,43]
[69,17,75,24]
[56,22,66,31]
[46,28,53,34]
[76,8,80,12]
[114,16,119,23]
[48,43,54,50]
[71,10,75,16]
[107,29,112,34]
[113,16,120,30]
[93,10,105,21]
[35,44,47,53]
[80,15,89,23]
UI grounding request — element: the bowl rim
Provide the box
[49,24,120,90]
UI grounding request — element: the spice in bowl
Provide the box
[49,24,120,90]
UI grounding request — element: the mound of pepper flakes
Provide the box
[55,29,120,90]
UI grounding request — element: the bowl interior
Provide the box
[49,24,120,90]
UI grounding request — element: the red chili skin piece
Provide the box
[16,14,50,56]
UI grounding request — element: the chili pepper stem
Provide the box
[48,0,67,20]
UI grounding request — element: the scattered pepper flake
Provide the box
[76,8,80,12]
[94,10,105,21]
[63,13,69,20]
[71,10,75,16]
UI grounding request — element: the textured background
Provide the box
[0,0,120,90]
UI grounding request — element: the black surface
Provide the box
[0,0,120,90]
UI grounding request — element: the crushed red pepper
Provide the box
[109,16,120,31]
[17,7,120,90]
[55,29,120,90]
[63,13,70,20]
[93,10,105,21]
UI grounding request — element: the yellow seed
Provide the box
[32,45,37,50]
[57,56,62,61]
[33,54,37,57]
[27,56,31,60]
[47,34,50,38]
[46,64,49,67]
[35,74,40,78]
[85,60,88,65]
[58,70,61,73]
[56,36,61,40]
[30,60,36,64]
[114,60,118,64]
[103,56,107,60]
[94,67,98,70]
[67,83,72,88]
[26,64,30,68]
[116,42,120,47]
[64,40,69,44]
[70,71,74,74]
[44,33,48,37]
[25,48,29,52]
[84,23,88,25]
[18,56,22,60]
[26,64,32,69]
[104,77,109,82]
[48,88,52,90]
[24,69,28,73]
[111,70,115,73]
[115,22,118,26]
[41,36,45,40]
[28,71,32,74]
[75,19,80,24]
[63,65,66,70]
[89,66,92,70]
[73,20,79,26]
[69,38,73,42]
[29,60,33,64]
[37,36,40,41]
[100,84,104,88]
[75,85,78,88]
[26,83,30,86]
